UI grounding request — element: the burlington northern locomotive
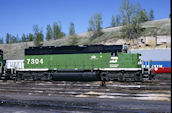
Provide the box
[0,44,154,82]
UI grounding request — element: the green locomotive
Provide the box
[0,44,153,82]
[24,46,141,69]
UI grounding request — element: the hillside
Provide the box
[0,18,171,60]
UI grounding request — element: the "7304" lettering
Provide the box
[27,58,44,64]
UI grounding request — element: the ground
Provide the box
[0,74,171,113]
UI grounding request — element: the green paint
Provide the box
[24,52,141,70]
[25,53,110,69]
[117,53,141,68]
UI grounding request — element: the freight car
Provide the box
[0,44,154,83]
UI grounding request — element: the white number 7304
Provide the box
[27,58,44,64]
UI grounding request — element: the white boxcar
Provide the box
[6,60,24,69]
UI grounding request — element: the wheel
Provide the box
[118,75,125,82]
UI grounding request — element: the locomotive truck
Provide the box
[0,44,154,83]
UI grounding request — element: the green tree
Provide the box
[88,13,103,40]
[111,15,121,27]
[6,33,10,44]
[33,25,44,46]
[149,9,154,21]
[21,34,26,42]
[69,22,75,36]
[28,33,34,41]
[11,35,17,43]
[111,15,116,27]
[138,9,149,22]
[46,24,53,41]
[35,31,44,46]
[25,34,30,42]
[120,0,134,25]
[120,0,143,40]
[53,22,65,39]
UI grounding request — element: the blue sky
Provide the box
[0,0,170,41]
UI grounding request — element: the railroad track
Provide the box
[0,78,171,101]
[0,74,171,113]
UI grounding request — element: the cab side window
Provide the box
[111,51,118,56]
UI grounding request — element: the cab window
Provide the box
[111,51,118,56]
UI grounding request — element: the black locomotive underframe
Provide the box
[2,69,146,82]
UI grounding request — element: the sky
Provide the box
[0,0,171,41]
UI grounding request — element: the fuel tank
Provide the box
[52,71,100,81]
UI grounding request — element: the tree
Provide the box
[16,34,19,43]
[69,22,75,36]
[11,35,17,43]
[138,9,149,22]
[88,13,103,40]
[110,15,121,27]
[149,9,154,21]
[53,22,65,39]
[33,25,39,34]
[28,33,34,41]
[68,35,79,45]
[120,0,134,25]
[46,24,53,41]
[111,15,116,27]
[21,34,26,42]
[6,33,10,44]
[0,37,3,44]
[5,33,18,44]
[115,15,121,26]
[120,0,144,40]
[33,25,44,46]
[25,34,30,42]
[35,31,44,46]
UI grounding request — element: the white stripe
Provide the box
[111,57,118,60]
[99,68,142,71]
[17,68,141,71]
[17,68,49,71]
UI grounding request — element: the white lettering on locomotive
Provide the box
[26,58,44,64]
[90,55,98,60]
[109,57,118,63]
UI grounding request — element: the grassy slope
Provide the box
[0,18,171,60]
